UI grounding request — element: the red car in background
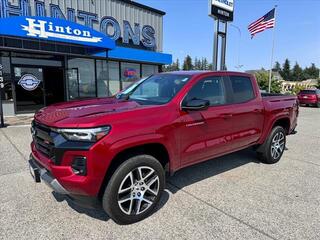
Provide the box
[298,89,320,108]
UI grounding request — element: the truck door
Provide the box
[178,75,235,167]
[227,75,264,149]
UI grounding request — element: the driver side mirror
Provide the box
[182,99,210,111]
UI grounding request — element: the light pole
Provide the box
[230,24,243,70]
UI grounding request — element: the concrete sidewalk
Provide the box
[0,107,319,240]
[4,114,33,127]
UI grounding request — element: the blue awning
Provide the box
[95,47,172,65]
[0,16,115,50]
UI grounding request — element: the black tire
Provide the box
[257,126,286,164]
[316,102,320,108]
[102,155,165,225]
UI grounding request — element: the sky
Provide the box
[136,0,320,71]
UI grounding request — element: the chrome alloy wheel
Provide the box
[117,166,160,215]
[271,132,285,159]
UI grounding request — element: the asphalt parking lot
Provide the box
[0,107,319,240]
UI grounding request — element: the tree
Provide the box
[162,58,180,72]
[291,62,303,81]
[174,59,180,71]
[201,58,209,70]
[255,71,282,93]
[303,63,319,79]
[193,57,202,70]
[291,84,305,95]
[273,61,281,72]
[280,59,291,81]
[183,55,193,70]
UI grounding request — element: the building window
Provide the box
[108,61,121,95]
[121,62,141,89]
[67,58,96,99]
[142,64,158,78]
[0,52,13,101]
[96,60,109,97]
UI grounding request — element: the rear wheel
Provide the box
[316,102,320,108]
[102,155,165,225]
[257,126,286,164]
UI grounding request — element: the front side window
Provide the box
[119,74,191,105]
[183,76,226,106]
[229,76,255,103]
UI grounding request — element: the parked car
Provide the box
[297,89,320,108]
[29,71,299,224]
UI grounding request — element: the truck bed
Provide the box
[262,93,297,102]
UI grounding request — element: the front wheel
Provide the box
[102,155,165,225]
[257,126,286,164]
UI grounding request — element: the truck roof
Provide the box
[161,71,253,77]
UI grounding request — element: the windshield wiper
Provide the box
[116,93,130,100]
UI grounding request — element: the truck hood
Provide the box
[34,98,142,127]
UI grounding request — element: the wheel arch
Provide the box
[272,117,290,134]
[98,142,171,200]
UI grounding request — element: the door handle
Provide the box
[221,114,233,119]
[186,121,206,127]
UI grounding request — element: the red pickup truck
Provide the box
[29,71,298,224]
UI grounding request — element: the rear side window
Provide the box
[229,76,255,103]
[183,76,226,106]
[300,90,316,94]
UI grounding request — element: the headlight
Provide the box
[56,126,111,142]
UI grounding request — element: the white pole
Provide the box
[268,6,277,93]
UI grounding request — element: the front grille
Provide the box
[33,122,55,159]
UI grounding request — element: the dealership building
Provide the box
[0,0,172,116]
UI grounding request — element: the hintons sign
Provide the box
[209,0,234,22]
[0,0,157,49]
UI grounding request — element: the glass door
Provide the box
[13,66,45,113]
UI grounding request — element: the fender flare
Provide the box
[258,114,290,145]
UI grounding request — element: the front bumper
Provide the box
[29,154,101,208]
[29,155,69,195]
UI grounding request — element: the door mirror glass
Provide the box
[182,99,210,111]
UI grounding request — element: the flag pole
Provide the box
[268,5,277,93]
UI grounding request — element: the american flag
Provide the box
[248,9,276,38]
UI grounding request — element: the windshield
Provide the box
[117,74,191,105]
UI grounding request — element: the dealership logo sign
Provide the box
[211,0,234,12]
[209,0,234,21]
[0,16,115,50]
[18,74,41,91]
[21,18,102,43]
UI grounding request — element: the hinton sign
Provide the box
[0,0,157,49]
[22,18,102,43]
